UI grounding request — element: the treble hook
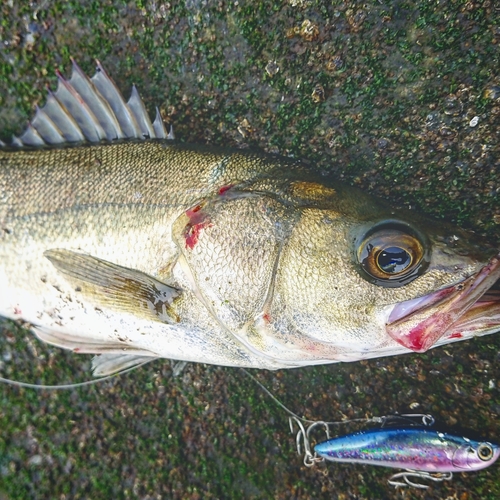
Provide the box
[388,470,453,489]
[289,417,326,467]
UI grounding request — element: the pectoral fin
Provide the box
[44,249,181,323]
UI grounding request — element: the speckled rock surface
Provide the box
[0,1,499,498]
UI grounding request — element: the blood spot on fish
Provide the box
[406,325,426,352]
[263,312,271,323]
[448,332,463,339]
[184,205,212,250]
[188,205,201,215]
[185,224,206,249]
[218,184,233,196]
[405,318,447,352]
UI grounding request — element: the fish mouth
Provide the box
[386,252,500,352]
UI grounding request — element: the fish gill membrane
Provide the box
[0,60,499,383]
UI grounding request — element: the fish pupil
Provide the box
[377,247,411,274]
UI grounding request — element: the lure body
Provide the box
[314,427,500,473]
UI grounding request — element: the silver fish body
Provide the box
[1,61,499,375]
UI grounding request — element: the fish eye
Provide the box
[356,222,429,287]
[477,443,494,461]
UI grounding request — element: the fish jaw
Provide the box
[386,252,500,352]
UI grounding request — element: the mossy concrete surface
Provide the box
[0,1,499,498]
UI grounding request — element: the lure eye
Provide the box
[356,222,428,287]
[477,443,494,461]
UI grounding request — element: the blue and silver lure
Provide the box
[292,415,500,489]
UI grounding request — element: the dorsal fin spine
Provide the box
[91,60,142,139]
[153,107,167,139]
[19,123,45,146]
[167,124,175,140]
[69,59,124,141]
[44,89,85,142]
[128,84,155,139]
[31,105,65,144]
[55,69,107,142]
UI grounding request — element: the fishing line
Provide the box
[0,360,152,390]
[240,368,386,427]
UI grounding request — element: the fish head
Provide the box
[174,176,498,366]
[452,439,500,471]
[272,180,500,362]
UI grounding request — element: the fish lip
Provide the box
[386,252,500,352]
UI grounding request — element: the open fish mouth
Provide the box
[387,253,500,352]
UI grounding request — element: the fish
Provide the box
[0,60,499,376]
[314,427,500,473]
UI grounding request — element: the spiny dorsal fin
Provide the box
[9,59,173,148]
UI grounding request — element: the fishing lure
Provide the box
[291,414,500,489]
